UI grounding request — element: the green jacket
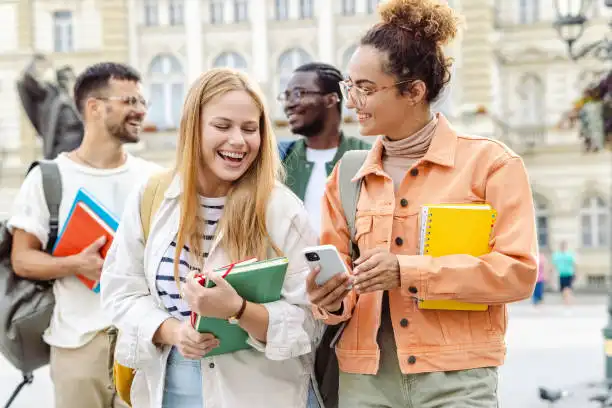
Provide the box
[281,134,371,200]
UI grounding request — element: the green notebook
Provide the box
[190,257,288,356]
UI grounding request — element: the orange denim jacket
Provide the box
[314,114,538,375]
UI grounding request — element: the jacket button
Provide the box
[400,198,408,207]
[400,318,409,327]
[408,286,418,294]
[410,168,419,177]
[209,362,215,368]
[395,237,403,246]
[408,356,416,364]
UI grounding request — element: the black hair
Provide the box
[295,62,344,113]
[73,62,141,113]
[361,0,459,102]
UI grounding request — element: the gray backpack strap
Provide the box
[338,150,369,260]
[27,161,62,253]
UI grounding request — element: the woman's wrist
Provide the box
[153,317,181,346]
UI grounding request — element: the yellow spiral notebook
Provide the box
[417,204,497,311]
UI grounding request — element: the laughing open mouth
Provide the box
[126,119,142,130]
[218,150,246,162]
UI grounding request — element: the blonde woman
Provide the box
[101,68,319,408]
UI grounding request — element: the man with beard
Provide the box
[279,62,370,235]
[8,62,160,408]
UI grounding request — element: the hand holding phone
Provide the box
[303,245,352,288]
[304,245,353,313]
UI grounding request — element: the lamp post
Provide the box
[553,0,612,383]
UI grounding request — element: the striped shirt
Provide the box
[155,196,225,320]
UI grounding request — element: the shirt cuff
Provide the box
[246,335,266,352]
[311,300,350,325]
[7,216,49,249]
[397,255,428,299]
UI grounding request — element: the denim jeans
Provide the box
[307,378,321,408]
[162,347,204,408]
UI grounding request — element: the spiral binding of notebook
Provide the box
[417,204,497,311]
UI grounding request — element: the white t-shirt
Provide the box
[7,153,161,349]
[303,147,338,236]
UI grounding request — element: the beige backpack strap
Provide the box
[140,170,174,242]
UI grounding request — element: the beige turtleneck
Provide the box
[381,115,438,191]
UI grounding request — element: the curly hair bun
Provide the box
[379,0,459,45]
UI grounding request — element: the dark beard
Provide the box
[107,121,138,144]
[293,119,324,138]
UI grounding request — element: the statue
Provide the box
[16,54,84,160]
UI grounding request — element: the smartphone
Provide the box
[303,245,352,288]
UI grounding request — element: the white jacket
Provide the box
[100,175,321,408]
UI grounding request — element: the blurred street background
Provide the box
[1,0,611,406]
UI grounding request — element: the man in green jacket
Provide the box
[278,62,370,235]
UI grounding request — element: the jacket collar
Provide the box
[353,113,458,182]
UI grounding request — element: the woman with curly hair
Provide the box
[306,0,538,407]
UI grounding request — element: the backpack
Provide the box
[113,171,174,407]
[0,161,61,404]
[313,150,368,408]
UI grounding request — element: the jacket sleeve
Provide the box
[400,156,538,305]
[312,164,358,324]
[100,182,172,368]
[248,196,323,360]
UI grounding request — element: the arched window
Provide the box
[148,54,185,130]
[278,48,312,92]
[276,48,312,116]
[533,194,550,249]
[581,195,609,248]
[213,52,248,71]
[517,73,545,126]
[342,45,357,71]
[341,45,358,119]
[518,0,539,24]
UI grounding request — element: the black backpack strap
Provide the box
[27,161,62,253]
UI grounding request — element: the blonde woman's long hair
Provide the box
[173,68,283,284]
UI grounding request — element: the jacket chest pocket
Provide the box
[354,215,375,254]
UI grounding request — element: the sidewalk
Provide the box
[515,291,608,306]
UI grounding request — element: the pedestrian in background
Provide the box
[533,253,550,306]
[552,241,576,306]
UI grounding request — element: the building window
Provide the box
[53,11,73,52]
[519,0,539,24]
[300,0,313,19]
[517,73,545,126]
[210,0,224,24]
[581,196,609,248]
[148,54,185,130]
[367,0,380,13]
[342,45,357,71]
[213,52,248,71]
[342,45,358,119]
[144,0,159,26]
[275,0,289,20]
[169,0,184,25]
[342,0,356,15]
[277,48,312,116]
[234,0,248,22]
[534,195,550,249]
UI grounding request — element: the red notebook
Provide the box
[52,189,118,292]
